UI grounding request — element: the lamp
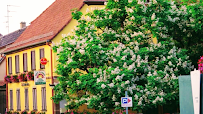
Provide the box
[49,84,55,89]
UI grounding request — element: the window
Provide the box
[31,51,36,70]
[40,48,45,69]
[25,88,29,110]
[16,89,21,111]
[8,57,12,74]
[41,87,46,110]
[23,53,28,72]
[15,55,20,73]
[10,90,13,110]
[33,88,37,110]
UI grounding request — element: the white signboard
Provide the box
[121,97,132,107]
[190,69,200,114]
[34,71,46,85]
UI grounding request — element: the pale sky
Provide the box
[0,0,55,35]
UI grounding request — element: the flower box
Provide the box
[18,72,27,82]
[21,110,28,114]
[27,71,34,80]
[4,75,12,83]
[11,75,19,82]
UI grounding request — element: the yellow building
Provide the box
[3,0,105,114]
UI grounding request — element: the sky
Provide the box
[0,0,55,35]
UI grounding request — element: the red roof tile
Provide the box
[0,81,6,86]
[4,0,84,53]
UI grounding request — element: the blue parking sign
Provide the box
[122,98,128,104]
[121,97,132,107]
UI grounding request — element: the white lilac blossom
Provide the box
[52,0,193,112]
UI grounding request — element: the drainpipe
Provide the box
[6,56,8,112]
[46,41,54,114]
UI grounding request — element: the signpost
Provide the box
[121,91,132,114]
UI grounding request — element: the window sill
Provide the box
[17,109,21,111]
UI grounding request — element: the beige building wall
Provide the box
[0,48,7,81]
[0,59,6,81]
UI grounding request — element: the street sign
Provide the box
[121,97,132,107]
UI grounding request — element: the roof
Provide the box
[0,27,26,48]
[84,0,106,5]
[0,81,6,86]
[4,0,85,53]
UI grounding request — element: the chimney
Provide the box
[20,22,26,29]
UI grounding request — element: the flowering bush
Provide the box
[64,111,98,114]
[52,0,194,113]
[4,75,12,83]
[18,72,27,81]
[11,75,19,82]
[198,56,203,73]
[27,71,34,80]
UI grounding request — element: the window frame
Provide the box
[15,55,20,73]
[16,89,21,111]
[23,53,28,72]
[33,88,37,110]
[39,48,45,69]
[31,50,36,71]
[41,87,46,111]
[25,88,29,111]
[10,90,13,110]
[8,57,12,74]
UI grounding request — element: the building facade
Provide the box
[5,45,54,114]
[0,24,26,114]
[3,0,105,114]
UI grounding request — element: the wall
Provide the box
[0,59,6,81]
[7,45,53,114]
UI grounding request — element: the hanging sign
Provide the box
[34,71,46,85]
[40,58,48,65]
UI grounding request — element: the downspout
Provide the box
[6,56,8,112]
[47,41,54,114]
